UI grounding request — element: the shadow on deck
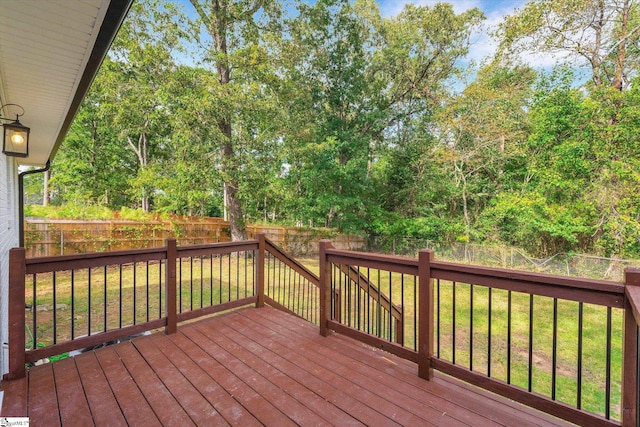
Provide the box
[1,306,571,426]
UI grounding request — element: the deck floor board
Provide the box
[0,374,27,417]
[114,341,196,426]
[27,363,61,427]
[52,357,94,426]
[74,351,127,427]
[249,307,569,427]
[235,308,484,426]
[147,333,262,427]
[180,325,332,426]
[93,345,162,427]
[187,320,362,426]
[216,310,453,426]
[1,306,575,426]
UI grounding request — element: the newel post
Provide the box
[256,233,266,308]
[319,239,333,337]
[165,239,177,335]
[5,248,26,380]
[418,249,434,380]
[623,268,640,426]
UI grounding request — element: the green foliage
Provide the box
[47,0,640,259]
[25,203,115,220]
[24,204,161,222]
[478,193,596,256]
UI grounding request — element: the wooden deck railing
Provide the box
[5,239,260,380]
[262,235,402,331]
[4,234,398,380]
[6,236,639,425]
[261,235,321,323]
[319,240,640,426]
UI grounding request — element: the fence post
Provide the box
[256,234,266,308]
[319,239,333,337]
[5,248,26,380]
[165,239,177,335]
[418,249,435,380]
[623,268,640,427]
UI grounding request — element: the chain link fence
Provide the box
[364,236,640,281]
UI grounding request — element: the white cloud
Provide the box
[378,0,482,17]
[466,1,525,64]
[377,0,563,68]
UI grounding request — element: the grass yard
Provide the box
[26,253,260,348]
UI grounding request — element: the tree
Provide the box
[435,64,536,236]
[497,0,640,90]
[278,0,484,230]
[51,82,135,208]
[187,0,283,240]
[153,66,221,216]
[104,0,185,211]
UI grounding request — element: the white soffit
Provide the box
[0,0,130,166]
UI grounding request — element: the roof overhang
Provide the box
[0,0,132,166]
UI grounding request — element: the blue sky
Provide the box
[377,0,530,65]
[377,0,526,17]
[178,0,558,68]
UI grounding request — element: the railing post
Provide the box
[5,248,26,381]
[395,317,404,346]
[623,268,640,427]
[319,239,333,337]
[165,239,177,335]
[256,233,266,308]
[418,249,434,380]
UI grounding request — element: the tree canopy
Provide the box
[44,0,640,258]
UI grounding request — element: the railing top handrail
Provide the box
[325,247,419,274]
[264,236,319,286]
[176,239,258,257]
[324,246,624,296]
[431,260,624,295]
[26,246,168,265]
[22,239,260,274]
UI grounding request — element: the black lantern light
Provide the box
[1,104,30,158]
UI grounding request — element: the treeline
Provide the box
[31,0,640,258]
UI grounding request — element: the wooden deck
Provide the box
[1,306,573,426]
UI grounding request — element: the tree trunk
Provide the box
[188,0,265,241]
[454,160,470,234]
[590,0,605,86]
[126,129,151,213]
[42,170,50,206]
[461,174,470,233]
[213,0,246,240]
[613,0,629,91]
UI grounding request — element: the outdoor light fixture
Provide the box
[1,103,30,157]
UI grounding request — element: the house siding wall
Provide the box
[0,155,18,376]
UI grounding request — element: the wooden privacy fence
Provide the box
[24,218,365,258]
